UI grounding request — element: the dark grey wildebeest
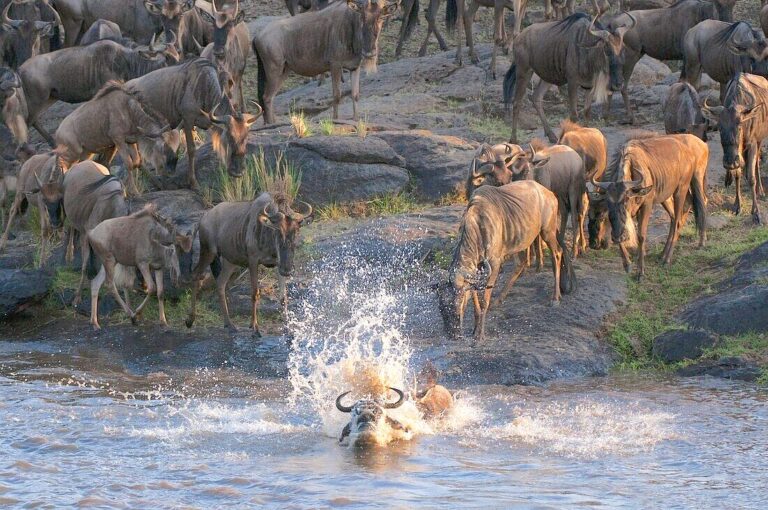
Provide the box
[185,191,312,335]
[162,0,214,56]
[437,181,575,342]
[589,134,708,277]
[79,19,137,47]
[503,13,634,143]
[54,0,163,46]
[18,38,179,145]
[510,142,588,258]
[702,73,768,223]
[604,0,713,123]
[252,0,400,124]
[396,0,448,58]
[683,21,768,103]
[0,0,60,69]
[199,0,249,110]
[125,58,261,189]
[37,160,130,305]
[336,388,410,447]
[54,81,170,195]
[664,81,709,140]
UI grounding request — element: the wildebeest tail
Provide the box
[210,254,222,279]
[692,173,707,238]
[402,0,420,42]
[19,196,28,215]
[253,39,266,112]
[503,64,517,110]
[83,174,120,195]
[86,241,100,280]
[557,228,576,295]
[446,0,457,32]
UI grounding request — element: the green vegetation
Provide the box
[603,214,768,372]
[317,191,423,221]
[356,116,368,139]
[318,118,336,136]
[290,110,312,138]
[206,150,302,204]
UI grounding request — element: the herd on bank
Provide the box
[0,2,764,344]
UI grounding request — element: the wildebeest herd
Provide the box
[0,0,764,353]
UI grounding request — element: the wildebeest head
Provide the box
[33,155,65,228]
[509,144,551,182]
[145,0,193,46]
[702,89,765,172]
[142,129,183,176]
[197,0,244,62]
[468,143,523,191]
[587,196,609,250]
[336,387,405,446]
[1,2,58,68]
[346,0,401,70]
[150,211,194,284]
[0,65,21,102]
[723,23,768,63]
[589,166,651,245]
[258,198,313,278]
[203,101,261,177]
[581,14,636,94]
[436,259,491,339]
[137,33,181,64]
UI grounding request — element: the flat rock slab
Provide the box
[0,268,51,320]
[652,329,719,363]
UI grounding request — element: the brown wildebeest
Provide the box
[589,133,708,277]
[54,81,171,195]
[0,148,50,261]
[199,0,249,110]
[54,0,163,46]
[396,0,449,58]
[185,191,313,335]
[87,205,194,330]
[125,58,261,189]
[79,19,138,47]
[38,160,130,306]
[436,181,575,342]
[604,1,712,123]
[503,13,634,143]
[0,65,27,143]
[285,0,331,15]
[18,37,179,145]
[412,362,454,419]
[0,0,60,69]
[702,73,768,223]
[510,142,587,258]
[557,119,607,181]
[252,0,400,124]
[465,142,524,198]
[663,81,709,140]
[683,21,768,103]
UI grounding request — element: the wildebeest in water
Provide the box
[335,387,410,447]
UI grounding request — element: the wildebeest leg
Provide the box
[185,279,203,329]
[570,191,586,258]
[539,219,562,304]
[116,142,142,196]
[618,242,632,273]
[430,0,449,52]
[331,65,342,120]
[0,193,21,253]
[396,0,416,57]
[89,265,106,331]
[339,423,351,443]
[464,1,481,65]
[473,262,500,342]
[509,65,534,143]
[495,252,528,305]
[544,0,553,19]
[103,259,136,323]
[558,198,569,258]
[471,290,481,321]
[454,0,466,66]
[661,189,687,265]
[532,79,557,143]
[351,68,361,122]
[183,124,199,191]
[38,201,51,268]
[72,233,90,307]
[65,226,75,263]
[490,1,506,78]
[133,263,155,319]
[747,145,762,223]
[155,269,167,327]
[216,259,240,330]
[248,262,262,337]
[566,80,579,123]
[636,203,653,278]
[579,193,588,255]
[613,50,640,124]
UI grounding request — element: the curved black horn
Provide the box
[623,11,637,30]
[591,176,609,190]
[2,3,21,28]
[335,391,353,413]
[292,200,313,218]
[383,387,405,409]
[588,16,610,41]
[628,168,644,188]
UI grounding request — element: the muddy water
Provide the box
[1,354,766,509]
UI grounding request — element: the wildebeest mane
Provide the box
[529,138,549,152]
[711,21,750,47]
[92,80,127,101]
[82,174,123,196]
[553,12,593,34]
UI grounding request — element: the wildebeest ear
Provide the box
[588,191,606,202]
[144,0,162,15]
[381,1,400,16]
[35,22,54,37]
[630,185,652,197]
[742,102,766,121]
[234,9,245,24]
[533,157,550,168]
[346,0,361,12]
[197,6,215,23]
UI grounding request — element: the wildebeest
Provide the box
[604,1,713,123]
[252,0,400,124]
[663,81,709,140]
[54,81,170,195]
[174,0,215,56]
[0,0,60,68]
[510,142,587,258]
[702,73,768,223]
[396,0,448,58]
[683,21,768,103]
[437,181,575,342]
[557,119,608,181]
[0,65,27,142]
[79,19,138,47]
[199,0,249,110]
[18,37,179,145]
[125,58,261,189]
[87,205,194,330]
[621,0,733,20]
[762,1,768,38]
[465,142,524,198]
[503,13,634,143]
[0,151,58,261]
[335,388,410,447]
[185,191,312,334]
[54,0,163,46]
[589,133,707,277]
[285,0,331,15]
[38,160,129,305]
[412,362,454,419]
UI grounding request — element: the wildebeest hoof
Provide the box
[91,323,101,332]
[184,318,194,329]
[550,299,560,307]
[252,328,262,338]
[752,212,762,224]
[130,315,138,325]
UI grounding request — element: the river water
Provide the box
[1,257,767,508]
